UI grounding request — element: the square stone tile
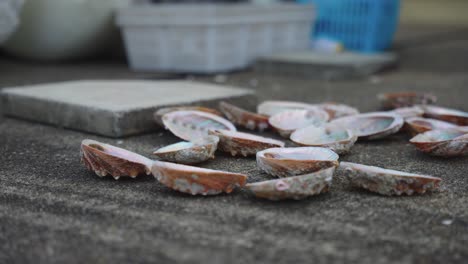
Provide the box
[1,80,255,137]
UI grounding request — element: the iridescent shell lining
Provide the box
[162,110,236,141]
[256,147,339,178]
[331,112,403,140]
[290,123,357,154]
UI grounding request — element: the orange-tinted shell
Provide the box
[219,101,270,131]
[246,167,335,200]
[405,117,458,136]
[422,105,468,126]
[409,129,468,157]
[151,160,247,195]
[257,147,339,178]
[80,139,152,180]
[377,92,437,109]
[340,162,441,196]
[209,129,284,157]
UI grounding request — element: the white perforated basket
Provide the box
[116,3,315,73]
[0,0,23,44]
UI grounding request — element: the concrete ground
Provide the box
[1,24,468,264]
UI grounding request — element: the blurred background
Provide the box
[0,0,466,71]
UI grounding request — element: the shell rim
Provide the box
[340,161,441,181]
[290,124,356,146]
[257,147,339,162]
[246,166,336,187]
[331,112,403,137]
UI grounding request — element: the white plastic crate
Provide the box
[116,3,315,73]
[0,0,23,44]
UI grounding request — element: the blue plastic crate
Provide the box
[297,0,400,53]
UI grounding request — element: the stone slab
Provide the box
[255,51,398,80]
[1,80,255,137]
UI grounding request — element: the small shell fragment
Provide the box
[405,117,458,136]
[269,109,329,138]
[80,139,152,180]
[245,166,335,200]
[409,129,468,157]
[317,103,360,120]
[151,160,247,195]
[154,106,222,126]
[257,147,339,178]
[390,106,424,120]
[219,101,270,131]
[257,101,316,116]
[290,123,357,154]
[153,136,219,165]
[339,162,441,196]
[209,129,285,157]
[331,112,404,140]
[377,92,437,109]
[162,110,236,141]
[422,105,468,126]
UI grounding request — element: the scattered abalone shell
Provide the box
[162,110,236,141]
[331,112,404,140]
[209,129,284,157]
[269,109,329,138]
[377,92,437,109]
[390,106,424,120]
[256,147,339,178]
[339,162,442,196]
[154,106,222,126]
[290,123,357,154]
[257,100,316,116]
[409,129,468,157]
[153,136,219,165]
[151,160,247,195]
[80,139,152,180]
[317,103,359,119]
[405,117,458,136]
[219,101,270,131]
[422,105,468,126]
[245,166,335,200]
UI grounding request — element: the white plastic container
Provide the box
[4,0,130,60]
[0,0,23,44]
[116,3,315,73]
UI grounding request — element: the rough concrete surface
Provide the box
[1,80,255,137]
[1,25,468,264]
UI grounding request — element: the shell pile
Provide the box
[80,91,468,199]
